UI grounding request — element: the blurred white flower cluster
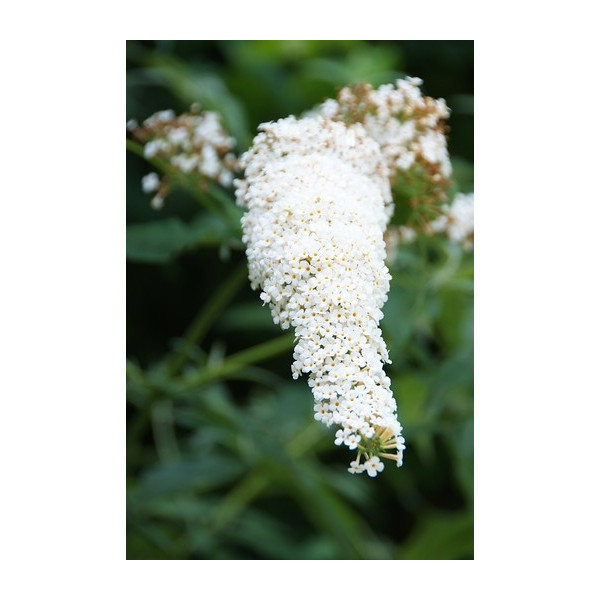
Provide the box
[385,192,475,257]
[320,77,451,179]
[128,107,237,209]
[236,117,405,476]
[319,78,452,229]
[431,192,474,248]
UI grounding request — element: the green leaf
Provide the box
[138,495,217,521]
[399,511,474,559]
[427,350,474,417]
[224,509,300,559]
[126,214,232,264]
[452,417,474,505]
[133,456,244,501]
[264,456,383,559]
[126,520,187,559]
[395,374,429,428]
[142,56,251,149]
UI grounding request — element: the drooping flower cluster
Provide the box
[236,116,405,475]
[319,77,452,228]
[127,107,237,209]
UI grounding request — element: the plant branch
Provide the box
[168,263,248,375]
[180,332,296,391]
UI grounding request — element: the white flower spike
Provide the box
[236,116,406,476]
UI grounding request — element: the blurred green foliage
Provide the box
[126,40,474,560]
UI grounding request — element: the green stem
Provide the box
[126,138,171,172]
[129,333,296,400]
[211,471,269,531]
[126,359,147,389]
[150,400,180,462]
[168,263,248,375]
[180,332,296,391]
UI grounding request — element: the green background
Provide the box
[126,40,474,560]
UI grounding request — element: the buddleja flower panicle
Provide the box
[236,116,405,476]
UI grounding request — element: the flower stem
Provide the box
[167,263,248,375]
[150,399,180,462]
[180,332,296,390]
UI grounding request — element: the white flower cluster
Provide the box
[142,109,236,186]
[128,107,237,209]
[385,192,475,257]
[236,116,405,476]
[318,77,452,182]
[431,193,474,248]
